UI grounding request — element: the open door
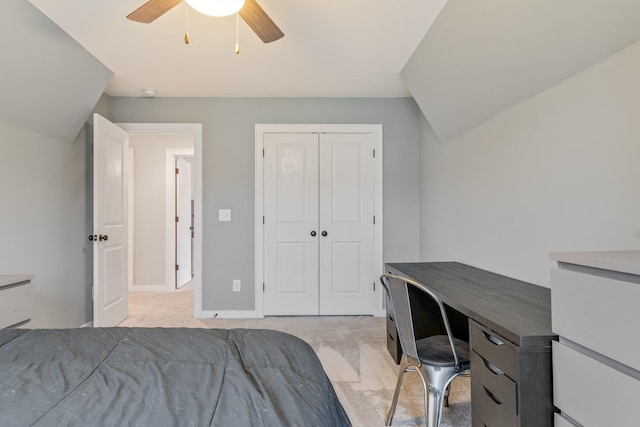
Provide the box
[176,157,192,288]
[92,114,129,327]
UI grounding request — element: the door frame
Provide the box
[254,124,385,317]
[118,123,204,317]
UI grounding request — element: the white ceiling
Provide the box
[28,0,447,98]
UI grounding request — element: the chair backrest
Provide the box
[380,273,462,367]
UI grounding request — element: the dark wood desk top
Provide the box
[386,262,556,348]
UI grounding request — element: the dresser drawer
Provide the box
[551,267,640,371]
[470,321,518,381]
[554,413,578,427]
[471,350,517,411]
[471,374,518,427]
[553,341,640,427]
[0,280,33,328]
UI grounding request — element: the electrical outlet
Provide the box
[232,280,241,292]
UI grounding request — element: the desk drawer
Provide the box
[470,321,518,381]
[471,375,518,427]
[471,350,517,411]
[386,310,402,364]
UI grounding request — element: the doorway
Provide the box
[119,123,204,318]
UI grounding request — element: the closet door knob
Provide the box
[321,231,328,237]
[99,234,109,242]
[310,231,317,237]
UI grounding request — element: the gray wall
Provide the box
[0,0,111,329]
[419,39,640,287]
[110,97,422,311]
[0,119,92,327]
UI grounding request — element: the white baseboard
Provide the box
[197,310,260,319]
[129,285,171,293]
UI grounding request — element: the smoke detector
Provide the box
[141,89,158,98]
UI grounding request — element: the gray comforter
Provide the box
[0,328,350,426]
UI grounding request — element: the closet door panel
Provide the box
[319,133,375,315]
[263,133,319,315]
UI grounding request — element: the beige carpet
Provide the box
[119,287,471,426]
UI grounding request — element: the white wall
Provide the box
[420,39,640,286]
[129,134,194,290]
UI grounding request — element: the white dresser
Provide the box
[550,251,640,427]
[0,275,34,328]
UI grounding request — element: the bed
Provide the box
[0,327,351,426]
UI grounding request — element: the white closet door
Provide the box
[318,133,375,315]
[263,133,319,315]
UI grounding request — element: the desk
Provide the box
[386,262,556,427]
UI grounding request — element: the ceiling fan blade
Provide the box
[127,0,183,24]
[239,0,284,43]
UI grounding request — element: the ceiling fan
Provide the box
[127,0,284,43]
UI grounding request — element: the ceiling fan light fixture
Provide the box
[186,0,245,17]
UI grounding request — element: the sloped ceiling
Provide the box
[0,0,112,142]
[402,0,640,142]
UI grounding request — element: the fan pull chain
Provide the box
[184,4,190,44]
[235,12,240,54]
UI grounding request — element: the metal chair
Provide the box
[380,273,471,427]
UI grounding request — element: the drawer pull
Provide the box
[482,358,504,376]
[482,331,504,346]
[388,333,395,342]
[483,386,503,406]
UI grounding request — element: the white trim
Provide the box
[254,124,384,317]
[129,285,177,293]
[80,321,94,328]
[118,123,205,318]
[200,310,259,319]
[127,147,135,292]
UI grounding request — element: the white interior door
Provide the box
[318,133,375,315]
[176,157,192,288]
[93,114,128,327]
[263,133,319,315]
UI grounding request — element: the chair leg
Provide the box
[422,368,456,427]
[386,361,411,426]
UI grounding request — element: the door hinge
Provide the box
[373,148,376,158]
[263,216,265,224]
[373,215,376,225]
[373,282,376,292]
[262,148,265,157]
[175,264,179,271]
[263,282,265,292]
[175,167,179,174]
[176,216,179,223]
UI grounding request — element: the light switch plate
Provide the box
[232,280,241,292]
[218,209,231,222]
